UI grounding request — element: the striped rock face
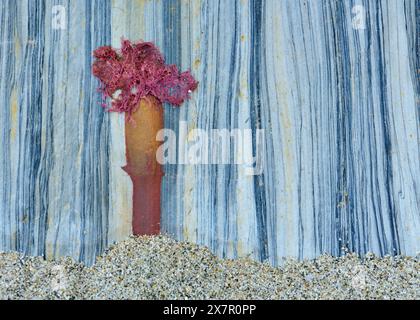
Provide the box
[0,0,419,265]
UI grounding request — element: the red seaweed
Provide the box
[92,39,198,117]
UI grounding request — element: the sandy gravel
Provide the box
[0,235,418,300]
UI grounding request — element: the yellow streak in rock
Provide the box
[273,10,296,255]
[10,88,18,141]
[133,0,146,38]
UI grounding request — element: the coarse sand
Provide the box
[0,235,418,300]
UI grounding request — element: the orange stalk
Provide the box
[122,96,163,235]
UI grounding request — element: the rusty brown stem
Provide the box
[122,96,163,235]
